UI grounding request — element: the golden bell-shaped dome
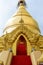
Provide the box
[4,0,40,34]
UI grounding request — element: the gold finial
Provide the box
[18,0,26,7]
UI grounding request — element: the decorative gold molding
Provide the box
[0,25,43,53]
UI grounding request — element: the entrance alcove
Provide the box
[16,35,27,55]
[12,33,32,56]
[11,34,32,65]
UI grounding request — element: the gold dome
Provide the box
[4,0,40,34]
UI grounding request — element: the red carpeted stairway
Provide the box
[17,43,27,55]
[11,40,32,65]
[10,55,32,65]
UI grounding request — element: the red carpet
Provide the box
[17,43,27,55]
[10,55,32,65]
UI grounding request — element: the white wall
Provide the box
[0,50,12,65]
[30,51,41,65]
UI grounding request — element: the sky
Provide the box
[0,0,43,36]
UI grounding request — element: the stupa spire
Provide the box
[18,0,26,7]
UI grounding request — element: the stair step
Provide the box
[10,55,32,65]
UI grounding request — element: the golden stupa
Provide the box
[0,0,43,65]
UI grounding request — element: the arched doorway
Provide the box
[16,36,27,55]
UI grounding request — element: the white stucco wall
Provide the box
[0,50,10,65]
[30,51,41,65]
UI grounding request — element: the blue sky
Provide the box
[0,0,43,36]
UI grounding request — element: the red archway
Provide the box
[16,36,27,55]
